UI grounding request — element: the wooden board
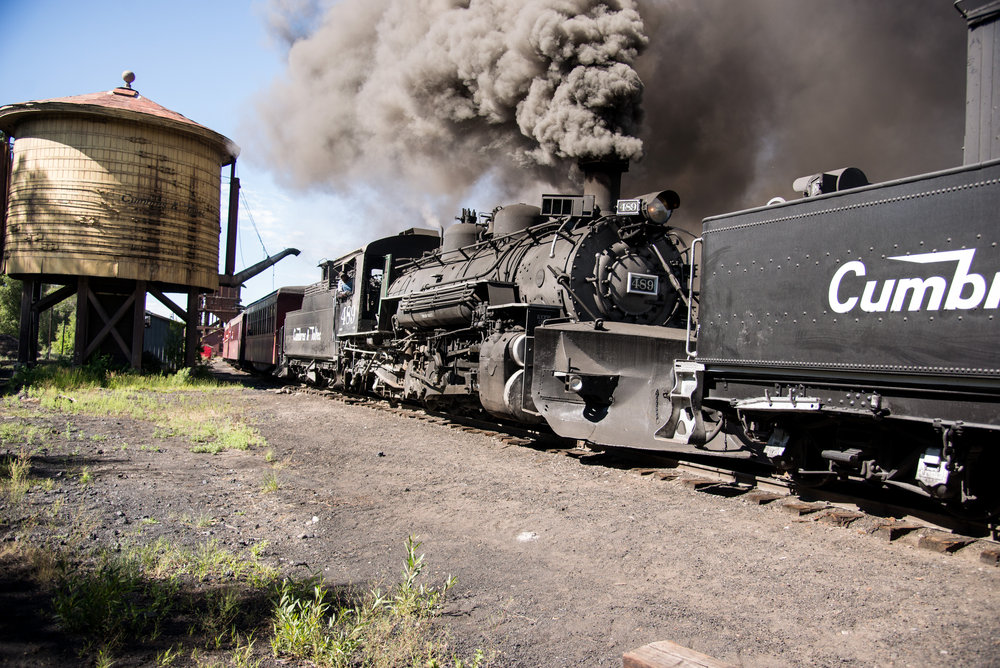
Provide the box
[623,640,736,668]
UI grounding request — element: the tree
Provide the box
[0,275,21,337]
[41,293,76,359]
[0,277,78,359]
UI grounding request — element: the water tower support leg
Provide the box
[131,281,147,369]
[185,287,199,368]
[74,277,90,366]
[17,279,40,365]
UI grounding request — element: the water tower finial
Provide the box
[122,70,135,89]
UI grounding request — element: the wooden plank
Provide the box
[678,477,715,490]
[818,509,865,527]
[979,546,1000,566]
[744,490,783,505]
[917,531,973,554]
[623,640,736,668]
[780,500,828,516]
[873,521,922,542]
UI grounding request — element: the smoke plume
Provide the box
[253,0,647,210]
[252,0,967,233]
[628,0,965,227]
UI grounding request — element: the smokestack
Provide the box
[957,0,1000,164]
[579,159,628,214]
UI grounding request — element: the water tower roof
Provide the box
[0,77,239,163]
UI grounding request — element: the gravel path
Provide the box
[244,386,1000,667]
[2,371,998,667]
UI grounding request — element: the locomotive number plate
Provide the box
[616,198,641,215]
[627,272,659,295]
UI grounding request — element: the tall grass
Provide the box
[0,447,32,503]
[12,533,480,667]
[43,535,283,662]
[270,537,477,668]
[6,361,265,453]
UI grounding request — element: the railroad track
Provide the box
[282,383,1000,566]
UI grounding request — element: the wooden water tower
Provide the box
[0,72,240,368]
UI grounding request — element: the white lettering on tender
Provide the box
[291,326,322,342]
[828,261,865,314]
[827,249,998,314]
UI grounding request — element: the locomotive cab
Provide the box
[280,229,440,387]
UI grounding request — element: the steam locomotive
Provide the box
[224,4,1000,522]
[223,162,1000,523]
[268,161,689,424]
[224,154,998,521]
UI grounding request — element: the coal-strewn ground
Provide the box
[2,361,999,667]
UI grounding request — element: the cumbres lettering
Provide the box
[827,249,1000,314]
[119,193,200,216]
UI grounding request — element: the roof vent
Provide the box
[113,70,139,97]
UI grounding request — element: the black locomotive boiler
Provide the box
[276,161,690,424]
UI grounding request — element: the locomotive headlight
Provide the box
[636,190,680,224]
[566,375,585,393]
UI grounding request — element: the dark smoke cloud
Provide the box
[629,0,966,230]
[251,0,648,217]
[250,0,967,233]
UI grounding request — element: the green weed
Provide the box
[178,512,216,529]
[9,365,266,454]
[51,550,180,647]
[269,536,471,668]
[155,644,182,666]
[261,472,279,494]
[0,422,42,447]
[230,630,261,668]
[1,447,31,503]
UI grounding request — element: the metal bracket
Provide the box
[734,396,821,412]
[735,386,821,412]
[655,360,706,444]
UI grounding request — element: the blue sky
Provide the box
[2,0,360,312]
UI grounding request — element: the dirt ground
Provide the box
[2,361,999,667]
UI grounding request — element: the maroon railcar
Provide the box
[225,287,305,372]
[221,312,244,365]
